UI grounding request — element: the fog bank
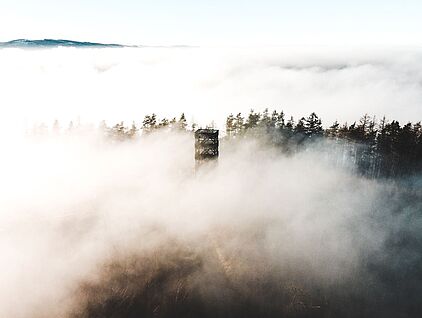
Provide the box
[0,133,421,317]
[0,46,421,133]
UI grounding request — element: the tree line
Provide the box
[28,109,422,178]
[225,109,422,178]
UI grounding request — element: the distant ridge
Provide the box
[0,39,129,49]
[0,39,198,49]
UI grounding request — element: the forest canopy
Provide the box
[28,110,422,179]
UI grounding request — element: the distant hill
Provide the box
[0,39,198,49]
[0,39,128,49]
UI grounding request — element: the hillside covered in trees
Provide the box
[7,109,422,318]
[29,110,422,179]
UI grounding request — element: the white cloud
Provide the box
[0,133,417,317]
[0,46,421,132]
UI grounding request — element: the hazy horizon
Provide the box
[0,46,420,138]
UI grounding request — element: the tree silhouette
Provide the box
[142,114,157,134]
[177,113,188,131]
[23,109,422,178]
[304,112,323,139]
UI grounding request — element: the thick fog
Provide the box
[0,132,421,317]
[0,47,421,317]
[0,47,421,132]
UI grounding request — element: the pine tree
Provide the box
[286,116,295,131]
[304,112,323,138]
[177,113,188,131]
[112,122,126,141]
[142,114,157,134]
[128,121,138,139]
[414,122,422,171]
[234,113,245,136]
[326,121,340,138]
[260,108,272,129]
[294,117,306,134]
[245,109,261,130]
[273,110,285,129]
[169,117,177,131]
[158,118,170,129]
[226,114,235,138]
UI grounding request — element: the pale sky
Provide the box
[1,0,422,46]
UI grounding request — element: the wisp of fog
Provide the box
[0,131,421,318]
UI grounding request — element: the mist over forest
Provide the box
[0,46,421,318]
[29,109,422,178]
[0,107,419,318]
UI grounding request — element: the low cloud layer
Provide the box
[0,133,421,317]
[0,46,421,317]
[0,47,421,133]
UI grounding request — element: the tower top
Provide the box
[195,129,219,167]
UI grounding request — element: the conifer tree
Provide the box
[169,117,177,131]
[326,121,340,138]
[234,113,245,136]
[304,112,323,138]
[112,122,126,141]
[226,114,235,138]
[273,110,285,129]
[128,121,138,139]
[158,118,170,129]
[245,109,261,130]
[177,113,188,131]
[260,108,272,129]
[286,116,295,131]
[294,118,306,134]
[142,114,157,134]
